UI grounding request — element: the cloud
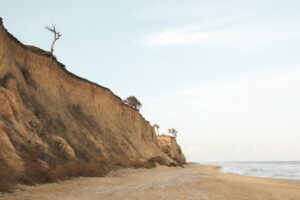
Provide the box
[172,67,300,118]
[144,66,300,140]
[176,67,300,98]
[146,67,300,122]
[136,19,300,46]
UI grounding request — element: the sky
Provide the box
[1,0,300,162]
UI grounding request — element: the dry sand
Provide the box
[1,164,300,200]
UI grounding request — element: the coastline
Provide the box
[1,164,300,200]
[214,161,300,181]
[218,168,300,181]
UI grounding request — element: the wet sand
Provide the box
[1,164,300,200]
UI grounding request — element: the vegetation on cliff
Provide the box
[123,96,142,110]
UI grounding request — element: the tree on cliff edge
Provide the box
[168,128,178,138]
[153,124,160,135]
[45,24,61,54]
[123,96,142,110]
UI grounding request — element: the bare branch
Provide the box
[45,24,62,54]
[153,124,160,135]
[168,128,178,138]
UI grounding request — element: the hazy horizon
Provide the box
[1,0,299,162]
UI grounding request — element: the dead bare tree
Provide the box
[45,24,61,54]
[168,128,178,138]
[153,124,160,135]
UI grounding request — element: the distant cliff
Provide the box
[0,18,186,191]
[157,135,186,165]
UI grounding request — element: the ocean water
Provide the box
[212,161,300,180]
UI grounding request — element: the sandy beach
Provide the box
[1,164,300,200]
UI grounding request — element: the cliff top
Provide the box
[0,17,149,123]
[157,135,176,142]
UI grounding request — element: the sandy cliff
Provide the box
[0,18,185,188]
[157,135,186,165]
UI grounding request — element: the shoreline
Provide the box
[1,164,300,200]
[214,164,300,182]
[209,163,300,181]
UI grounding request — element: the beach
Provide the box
[1,164,300,200]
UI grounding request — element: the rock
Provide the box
[157,135,186,164]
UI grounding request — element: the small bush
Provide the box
[20,160,108,185]
[0,156,168,193]
[148,156,166,165]
[19,159,52,185]
[132,160,155,169]
[49,161,107,180]
[132,157,168,169]
[18,148,53,185]
[0,164,16,193]
[18,146,109,187]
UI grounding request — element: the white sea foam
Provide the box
[212,161,300,180]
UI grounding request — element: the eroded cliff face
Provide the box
[157,135,186,165]
[0,18,185,186]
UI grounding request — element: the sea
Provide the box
[209,161,300,180]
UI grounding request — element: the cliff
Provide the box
[157,135,186,165]
[0,18,185,190]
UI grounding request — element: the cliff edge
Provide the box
[0,18,186,190]
[157,135,186,165]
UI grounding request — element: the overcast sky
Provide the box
[1,0,300,162]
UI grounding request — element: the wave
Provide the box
[211,161,300,180]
